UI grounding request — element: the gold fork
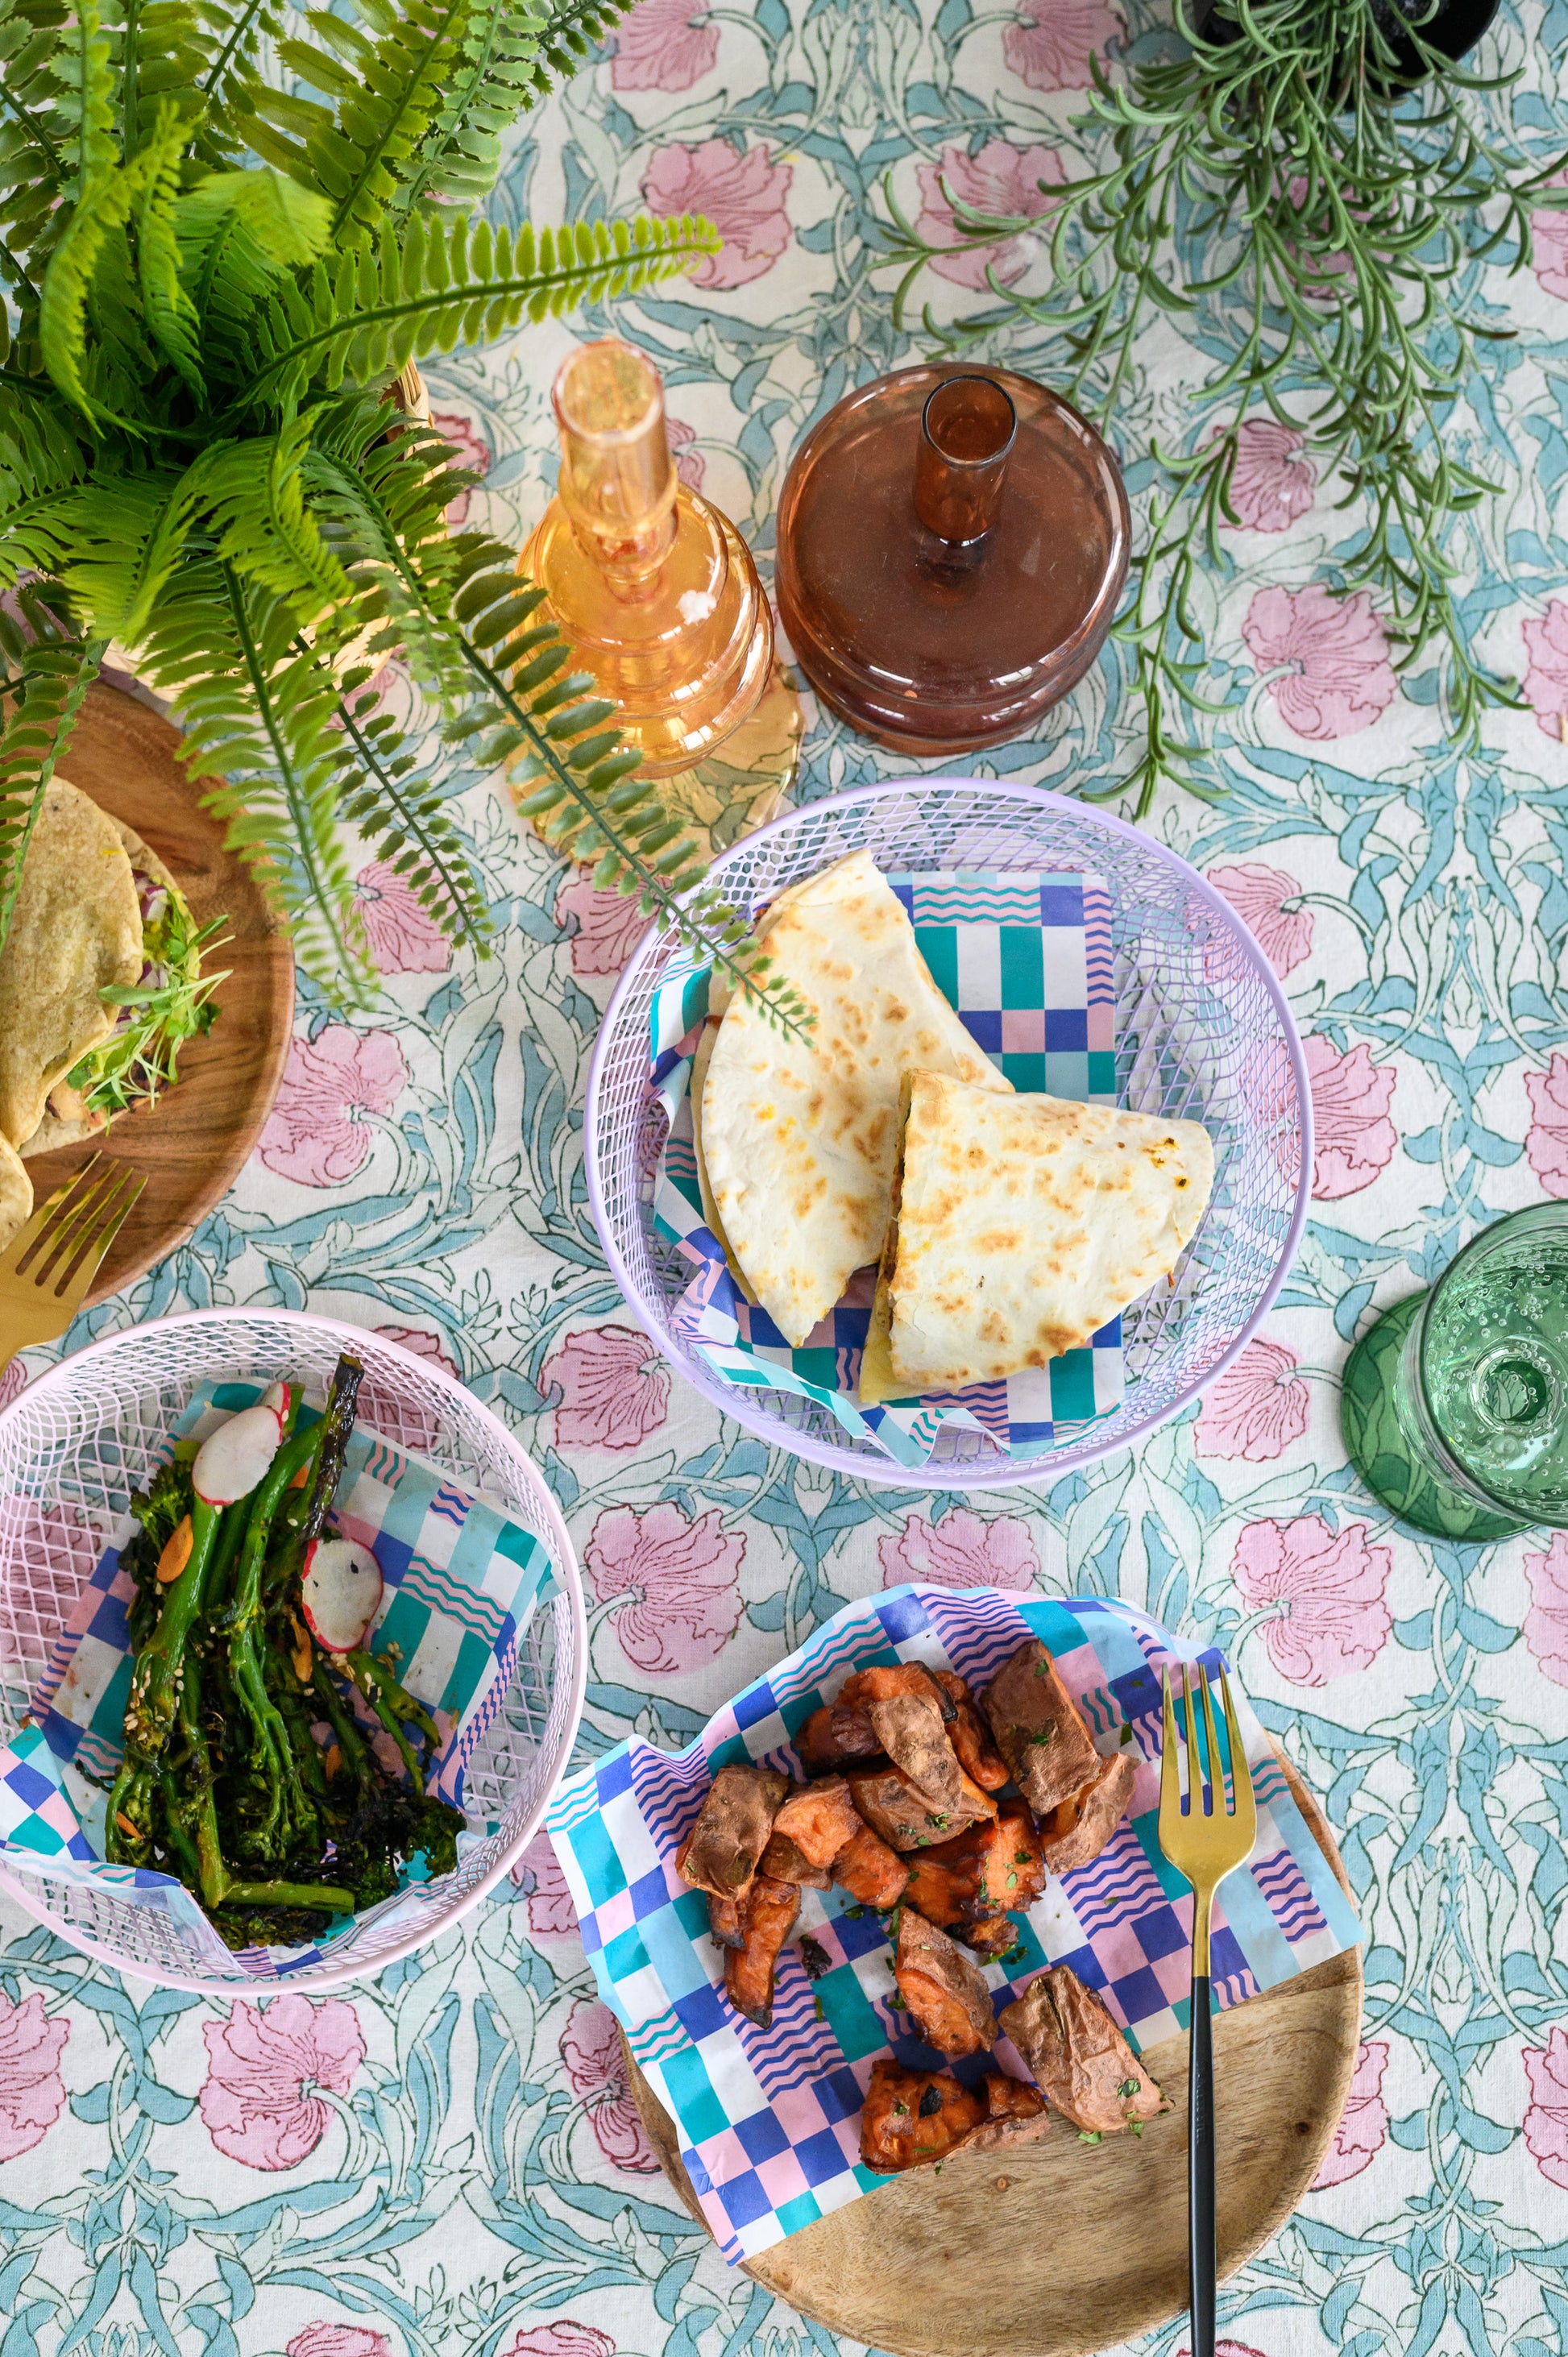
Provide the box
[0,1156,146,1371]
[1159,1662,1258,2357]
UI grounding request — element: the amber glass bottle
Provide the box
[775,363,1129,756]
[521,338,774,778]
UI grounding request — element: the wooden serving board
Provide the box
[624,1753,1362,2357]
[21,678,294,1307]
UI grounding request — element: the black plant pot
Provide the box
[1184,0,1500,85]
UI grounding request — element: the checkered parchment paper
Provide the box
[649,871,1123,1467]
[0,1380,559,1981]
[547,1583,1363,2266]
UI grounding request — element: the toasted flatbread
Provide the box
[0,779,141,1151]
[870,1072,1214,1393]
[701,851,1011,1347]
[0,1131,31,1254]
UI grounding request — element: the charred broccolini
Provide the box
[105,1355,464,1949]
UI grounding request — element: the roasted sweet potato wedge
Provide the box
[860,2059,983,2172]
[863,1690,971,1815]
[895,1907,996,2056]
[901,1851,966,1930]
[999,1965,1164,2135]
[981,1640,1101,1818]
[796,1703,883,1774]
[963,1911,1019,1961]
[960,2069,1052,2155]
[840,1663,956,1720]
[859,2060,1048,2172]
[676,1764,790,1898]
[1037,1749,1138,1876]
[724,1874,801,2028]
[850,1766,956,1852]
[831,1821,910,1910]
[773,1776,864,1867]
[707,1891,746,1948]
[905,1802,1043,1931]
[761,1830,832,1890]
[931,1669,1010,1792]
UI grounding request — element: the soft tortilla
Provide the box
[15,814,172,1157]
[869,1072,1214,1393]
[689,1019,757,1305]
[0,778,141,1151]
[0,1131,31,1254]
[702,850,1012,1347]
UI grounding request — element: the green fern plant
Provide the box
[0,0,805,1020]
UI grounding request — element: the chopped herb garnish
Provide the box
[813,1994,825,2020]
[1014,1850,1032,1865]
[893,2100,909,2115]
[1120,1723,1137,1746]
[1118,2077,1140,2098]
[799,1934,830,1981]
[887,1990,907,2011]
[1128,2117,1143,2139]
[843,1903,865,1919]
[1006,1870,1018,1890]
[1079,2130,1103,2145]
[1029,1724,1056,1747]
[927,1814,949,1830]
[919,2085,943,2118]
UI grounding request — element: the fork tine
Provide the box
[45,1167,143,1309]
[1160,1665,1180,1821]
[0,1155,105,1277]
[23,1150,124,1282]
[1197,1663,1225,1818]
[22,1161,124,1284]
[1219,1670,1257,1844]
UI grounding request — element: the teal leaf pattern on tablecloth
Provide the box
[6,0,1568,2350]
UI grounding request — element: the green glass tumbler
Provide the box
[1342,1203,1568,1539]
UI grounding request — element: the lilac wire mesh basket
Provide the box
[0,1310,587,1990]
[585,781,1313,1492]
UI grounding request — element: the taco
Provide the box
[0,778,224,1170]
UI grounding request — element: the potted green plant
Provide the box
[884,0,1568,813]
[0,0,801,1020]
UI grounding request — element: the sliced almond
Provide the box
[156,1514,194,1584]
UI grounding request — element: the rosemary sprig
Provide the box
[879,0,1568,815]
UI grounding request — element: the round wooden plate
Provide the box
[20,678,294,1307]
[624,1753,1362,2357]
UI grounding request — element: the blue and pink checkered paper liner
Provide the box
[0,1380,558,1981]
[547,1584,1362,2265]
[650,870,1123,1466]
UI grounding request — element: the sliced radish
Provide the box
[301,1537,384,1654]
[193,1401,284,1506]
[261,1380,290,1417]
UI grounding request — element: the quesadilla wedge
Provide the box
[863,1071,1213,1396]
[701,850,1011,1347]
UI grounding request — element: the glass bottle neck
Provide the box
[553,338,678,599]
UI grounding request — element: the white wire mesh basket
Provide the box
[585,780,1312,1490]
[0,1309,586,1990]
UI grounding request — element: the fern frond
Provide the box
[325,660,492,956]
[137,559,374,999]
[118,0,211,156]
[134,102,201,394]
[196,0,286,164]
[38,138,162,418]
[0,0,73,303]
[197,415,357,626]
[175,166,332,364]
[396,0,632,214]
[0,362,89,566]
[53,0,114,193]
[54,459,193,639]
[239,208,720,415]
[442,542,812,1038]
[0,612,103,952]
[258,0,471,247]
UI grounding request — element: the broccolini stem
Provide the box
[267,1354,364,1602]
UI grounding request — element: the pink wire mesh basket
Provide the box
[0,1309,587,1991]
[585,780,1313,1490]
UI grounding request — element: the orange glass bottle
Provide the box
[520,338,774,777]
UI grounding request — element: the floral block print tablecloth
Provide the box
[6,0,1568,2352]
